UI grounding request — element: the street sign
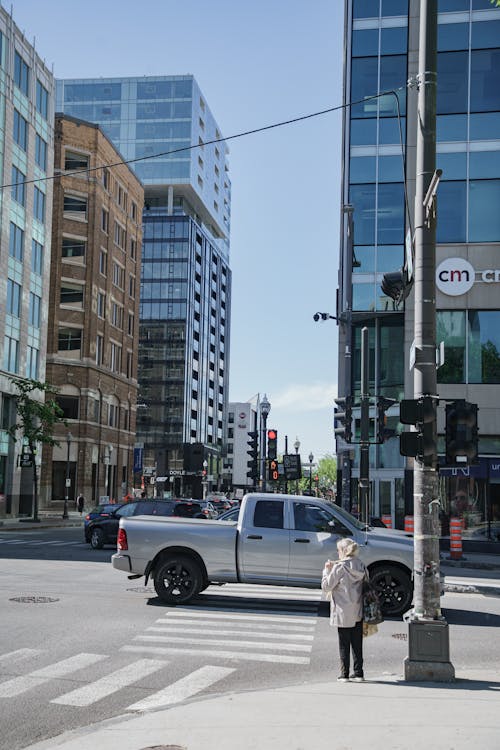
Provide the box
[65,478,71,488]
[283,454,302,480]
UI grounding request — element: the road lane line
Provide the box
[153,617,316,632]
[135,634,312,652]
[0,653,107,697]
[146,626,314,640]
[121,645,310,665]
[51,659,167,707]
[159,611,316,623]
[0,649,41,663]
[126,665,234,712]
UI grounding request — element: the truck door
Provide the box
[287,501,351,585]
[238,498,289,581]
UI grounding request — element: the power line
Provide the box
[1,87,406,191]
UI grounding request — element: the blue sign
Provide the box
[133,447,143,473]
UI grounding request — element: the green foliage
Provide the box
[317,454,337,488]
[490,0,500,7]
[8,377,66,450]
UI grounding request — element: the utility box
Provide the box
[408,619,451,662]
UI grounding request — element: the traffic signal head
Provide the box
[268,459,279,481]
[399,396,437,465]
[376,396,397,443]
[334,396,353,443]
[267,429,278,460]
[246,430,259,480]
[381,268,413,305]
[445,400,478,465]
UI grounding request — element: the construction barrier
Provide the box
[449,516,463,560]
[404,515,414,533]
[381,514,393,529]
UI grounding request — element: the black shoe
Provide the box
[350,674,364,682]
[337,675,350,682]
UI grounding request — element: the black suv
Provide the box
[84,500,177,549]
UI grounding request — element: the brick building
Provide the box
[40,114,143,510]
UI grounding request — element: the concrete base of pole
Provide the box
[404,619,455,682]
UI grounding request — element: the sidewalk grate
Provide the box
[391,633,408,640]
[10,596,59,604]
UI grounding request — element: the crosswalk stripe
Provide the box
[158,611,316,624]
[51,659,167,707]
[147,626,314,641]
[126,665,234,712]
[0,649,41,663]
[153,618,316,632]
[121,645,310,665]
[0,653,107,697]
[206,585,321,600]
[135,634,312,652]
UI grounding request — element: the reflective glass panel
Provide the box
[381,0,408,15]
[378,155,404,182]
[437,114,468,141]
[379,56,407,116]
[438,23,469,52]
[350,118,377,145]
[352,29,379,57]
[137,81,173,99]
[353,0,379,18]
[437,311,466,384]
[468,312,500,385]
[469,180,500,241]
[436,151,467,179]
[353,282,376,311]
[438,0,469,9]
[470,112,500,140]
[471,21,500,50]
[377,183,404,244]
[377,245,404,273]
[471,50,500,113]
[351,57,379,118]
[349,183,376,244]
[437,181,467,242]
[352,246,375,273]
[380,26,407,55]
[437,51,469,114]
[469,151,500,179]
[350,156,376,183]
[64,83,121,101]
[379,117,405,144]
[377,290,400,311]
[472,0,498,8]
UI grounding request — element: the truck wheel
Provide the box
[154,555,202,605]
[370,565,412,617]
[90,528,105,549]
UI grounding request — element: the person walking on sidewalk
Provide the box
[322,537,368,682]
[76,493,84,515]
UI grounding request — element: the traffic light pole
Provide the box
[359,326,370,524]
[404,0,454,681]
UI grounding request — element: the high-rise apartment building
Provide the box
[0,7,55,518]
[338,0,500,544]
[56,76,231,497]
[40,114,143,509]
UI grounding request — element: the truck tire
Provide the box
[154,555,202,605]
[369,564,412,617]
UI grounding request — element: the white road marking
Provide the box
[146,626,314,640]
[121,645,310,665]
[160,610,316,624]
[135,634,312,652]
[0,653,107,697]
[153,617,316,632]
[0,649,41,663]
[51,659,167,707]
[126,665,234,712]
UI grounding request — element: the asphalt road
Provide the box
[1,527,499,750]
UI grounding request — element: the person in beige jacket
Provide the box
[322,537,368,682]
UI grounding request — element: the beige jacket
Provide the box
[321,557,368,628]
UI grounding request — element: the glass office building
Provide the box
[57,76,231,494]
[338,0,500,543]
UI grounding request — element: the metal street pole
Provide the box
[260,395,270,493]
[294,437,300,494]
[359,327,370,524]
[308,453,313,494]
[341,204,354,513]
[404,0,454,681]
[62,432,72,519]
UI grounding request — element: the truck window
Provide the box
[294,502,332,533]
[253,500,284,529]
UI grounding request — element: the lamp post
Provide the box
[260,394,271,492]
[62,432,72,519]
[202,460,208,499]
[294,437,300,494]
[308,452,314,495]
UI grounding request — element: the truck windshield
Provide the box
[329,503,366,531]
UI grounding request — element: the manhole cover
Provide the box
[10,596,59,603]
[126,587,155,594]
[140,746,187,750]
[392,633,408,640]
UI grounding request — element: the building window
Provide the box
[114,221,125,249]
[55,395,79,420]
[62,238,86,259]
[26,346,39,379]
[58,327,82,352]
[36,79,49,118]
[11,166,26,206]
[111,301,123,328]
[108,403,117,427]
[112,262,124,289]
[130,238,136,259]
[129,274,135,298]
[13,110,28,150]
[115,182,127,210]
[97,292,106,319]
[28,292,41,327]
[31,239,43,275]
[7,279,21,317]
[128,313,134,336]
[131,201,137,221]
[438,310,500,386]
[96,334,103,365]
[64,194,87,220]
[34,187,45,223]
[3,336,19,373]
[64,150,89,171]
[14,52,29,96]
[35,134,47,171]
[101,208,109,233]
[110,342,122,373]
[102,168,110,190]
[99,249,107,275]
[126,351,133,378]
[60,283,84,307]
[9,222,24,261]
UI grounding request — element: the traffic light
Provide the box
[246,431,259,481]
[399,396,437,465]
[445,400,478,466]
[267,429,278,460]
[268,459,279,481]
[334,396,353,443]
[377,396,397,443]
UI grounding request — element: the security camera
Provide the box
[313,313,320,322]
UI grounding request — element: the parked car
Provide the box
[84,499,177,549]
[172,500,205,519]
[197,501,218,519]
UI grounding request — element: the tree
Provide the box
[316,454,337,492]
[8,378,66,521]
[490,0,500,7]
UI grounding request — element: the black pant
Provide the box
[337,620,363,677]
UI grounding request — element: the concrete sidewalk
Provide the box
[23,668,500,750]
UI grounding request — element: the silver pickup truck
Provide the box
[112,493,414,616]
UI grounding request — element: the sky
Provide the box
[11,0,344,463]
